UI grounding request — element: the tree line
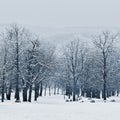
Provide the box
[0,24,120,102]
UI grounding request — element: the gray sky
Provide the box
[0,0,120,27]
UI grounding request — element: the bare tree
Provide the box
[63,40,87,101]
[93,31,118,100]
[3,24,30,102]
[0,33,8,102]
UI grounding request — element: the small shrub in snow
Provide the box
[66,99,69,102]
[90,100,95,103]
[80,100,84,103]
[110,99,116,102]
[66,99,73,102]
[15,100,21,103]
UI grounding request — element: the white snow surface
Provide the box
[0,94,120,120]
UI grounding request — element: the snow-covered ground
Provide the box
[0,94,120,120]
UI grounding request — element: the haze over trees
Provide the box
[0,24,120,102]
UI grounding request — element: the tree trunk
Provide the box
[44,85,47,96]
[57,86,59,94]
[15,31,20,102]
[103,80,107,100]
[23,86,28,102]
[73,81,76,101]
[6,83,12,100]
[49,86,51,96]
[28,84,32,102]
[39,81,43,96]
[1,70,5,102]
[103,51,107,101]
[54,85,56,95]
[117,89,119,96]
[34,84,39,101]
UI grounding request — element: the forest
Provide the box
[0,24,120,102]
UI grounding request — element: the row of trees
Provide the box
[0,24,120,102]
[0,24,56,102]
[60,32,120,101]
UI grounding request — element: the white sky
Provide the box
[0,0,120,27]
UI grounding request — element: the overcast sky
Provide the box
[0,0,120,27]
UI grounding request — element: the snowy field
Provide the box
[0,95,120,120]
